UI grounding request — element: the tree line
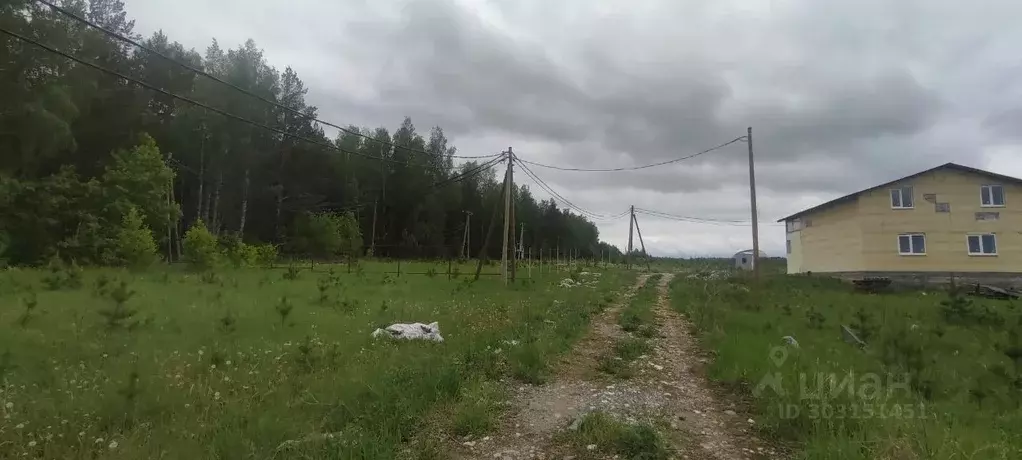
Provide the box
[0,0,623,266]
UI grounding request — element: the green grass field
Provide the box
[671,273,1022,459]
[0,260,628,459]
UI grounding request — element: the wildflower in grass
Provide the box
[210,364,216,369]
[198,350,204,356]
[95,438,104,444]
[16,422,24,429]
[78,431,85,437]
[28,441,36,447]
[5,401,12,409]
[214,391,221,400]
[225,360,231,366]
[108,440,118,449]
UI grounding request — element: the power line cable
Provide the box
[635,208,783,227]
[0,26,488,167]
[514,156,629,221]
[635,207,752,224]
[31,0,500,161]
[515,137,746,172]
[518,166,628,222]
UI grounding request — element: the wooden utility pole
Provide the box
[460,210,473,259]
[632,212,652,272]
[370,198,378,256]
[517,222,525,260]
[195,130,205,225]
[165,151,174,264]
[501,148,513,284]
[509,148,517,282]
[627,204,635,268]
[747,127,761,278]
[238,169,250,234]
[475,152,508,280]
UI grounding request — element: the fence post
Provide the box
[397,259,402,277]
[448,259,452,280]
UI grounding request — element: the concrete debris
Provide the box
[370,322,444,342]
[782,335,799,348]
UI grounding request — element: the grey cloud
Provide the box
[123,0,1022,255]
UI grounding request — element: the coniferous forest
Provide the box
[0,0,621,266]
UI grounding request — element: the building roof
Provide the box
[777,162,1022,222]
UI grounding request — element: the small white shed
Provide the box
[733,249,767,271]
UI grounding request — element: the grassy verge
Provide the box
[671,274,1022,459]
[562,411,671,459]
[0,261,628,459]
[598,275,660,379]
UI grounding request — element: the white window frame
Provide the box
[897,233,926,256]
[890,186,914,209]
[966,233,998,256]
[980,185,1005,207]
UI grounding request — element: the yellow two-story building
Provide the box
[779,163,1022,288]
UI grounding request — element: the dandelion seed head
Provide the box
[214,391,221,400]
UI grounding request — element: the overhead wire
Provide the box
[31,0,500,161]
[515,136,746,172]
[513,155,629,221]
[0,26,491,168]
[635,207,784,227]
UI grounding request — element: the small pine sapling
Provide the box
[99,280,138,328]
[275,296,294,325]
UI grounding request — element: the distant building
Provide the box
[778,163,1022,288]
[733,249,766,270]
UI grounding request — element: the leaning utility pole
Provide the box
[632,212,652,272]
[747,127,761,278]
[627,204,635,268]
[475,152,508,280]
[460,210,473,258]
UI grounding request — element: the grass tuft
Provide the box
[566,411,670,459]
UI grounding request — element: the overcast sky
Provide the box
[124,0,1022,257]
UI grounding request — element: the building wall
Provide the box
[786,230,803,274]
[858,168,1022,273]
[789,199,864,273]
